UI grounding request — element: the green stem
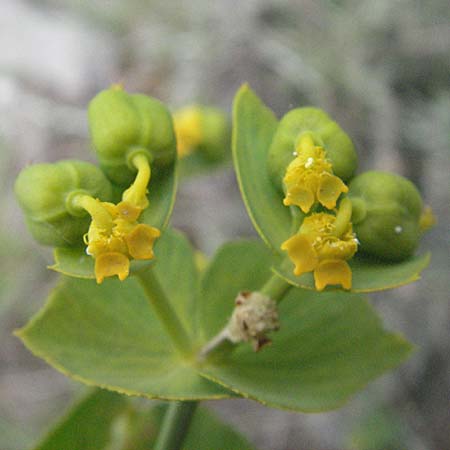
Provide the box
[259,272,292,303]
[199,272,291,359]
[136,266,191,356]
[154,401,198,450]
[333,197,353,237]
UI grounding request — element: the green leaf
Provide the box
[17,230,232,401]
[232,84,291,252]
[124,404,255,450]
[197,245,413,411]
[199,240,274,341]
[274,252,431,293]
[49,160,178,280]
[33,388,254,450]
[232,84,430,292]
[34,389,126,450]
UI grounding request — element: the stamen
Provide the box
[304,157,314,168]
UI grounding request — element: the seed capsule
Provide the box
[14,160,112,247]
[348,171,424,261]
[88,86,176,186]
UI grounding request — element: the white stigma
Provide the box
[292,151,298,156]
[304,157,314,168]
[395,225,403,234]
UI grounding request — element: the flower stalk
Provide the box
[199,273,291,359]
[136,266,192,356]
[154,401,198,450]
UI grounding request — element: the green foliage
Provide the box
[33,389,254,450]
[18,230,412,412]
[130,404,255,450]
[18,230,231,401]
[274,252,431,293]
[232,84,430,292]
[232,84,292,252]
[35,389,126,450]
[196,240,412,411]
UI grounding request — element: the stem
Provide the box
[154,401,198,450]
[122,152,151,208]
[333,197,352,237]
[136,266,191,356]
[259,272,292,303]
[199,272,291,359]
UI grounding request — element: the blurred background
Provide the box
[1,0,449,449]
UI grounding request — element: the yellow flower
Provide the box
[173,106,203,158]
[283,136,348,213]
[419,205,436,233]
[73,153,160,284]
[85,200,160,283]
[281,210,358,291]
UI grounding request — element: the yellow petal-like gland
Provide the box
[79,152,160,283]
[281,212,358,290]
[283,145,348,213]
[116,201,142,222]
[280,234,318,276]
[317,172,348,210]
[314,259,352,291]
[95,252,130,284]
[121,154,151,210]
[419,205,436,233]
[126,224,161,260]
[173,107,203,158]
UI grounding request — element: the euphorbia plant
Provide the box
[13,84,433,449]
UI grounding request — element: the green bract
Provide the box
[88,86,176,186]
[268,107,357,192]
[14,160,112,247]
[17,230,412,412]
[348,171,424,261]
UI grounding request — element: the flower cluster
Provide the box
[281,134,357,290]
[15,85,176,284]
[78,154,160,283]
[282,135,348,214]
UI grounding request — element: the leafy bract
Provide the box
[232,84,291,252]
[232,84,430,292]
[196,240,413,412]
[274,252,431,293]
[19,233,413,412]
[34,389,125,450]
[18,230,231,401]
